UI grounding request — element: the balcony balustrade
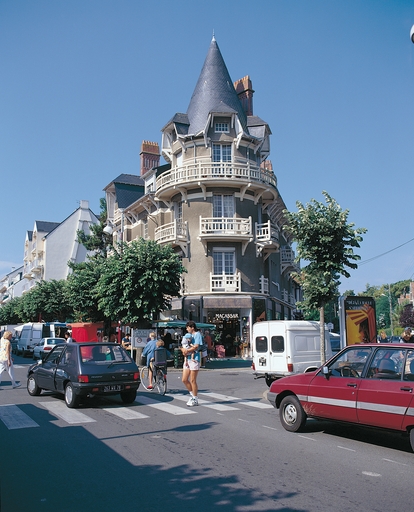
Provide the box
[280,246,300,274]
[255,221,280,259]
[210,272,241,293]
[199,216,252,255]
[155,220,188,256]
[155,160,277,197]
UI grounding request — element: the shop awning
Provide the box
[203,296,252,308]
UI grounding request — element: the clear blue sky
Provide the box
[2,0,414,294]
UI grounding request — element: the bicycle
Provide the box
[140,360,167,395]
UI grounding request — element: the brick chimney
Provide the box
[234,75,254,116]
[140,141,160,175]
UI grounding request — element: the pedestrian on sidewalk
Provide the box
[0,331,21,389]
[182,321,202,406]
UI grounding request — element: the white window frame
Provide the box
[212,143,232,162]
[215,122,229,133]
[213,248,235,275]
[213,194,234,218]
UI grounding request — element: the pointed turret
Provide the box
[186,36,248,135]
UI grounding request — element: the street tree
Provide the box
[66,259,106,322]
[284,191,366,362]
[96,238,186,324]
[76,198,113,258]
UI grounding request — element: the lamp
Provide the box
[103,224,113,235]
[410,25,414,43]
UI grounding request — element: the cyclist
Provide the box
[142,335,158,389]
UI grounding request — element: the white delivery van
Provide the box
[17,322,68,357]
[252,320,333,387]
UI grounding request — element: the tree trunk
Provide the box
[319,305,326,364]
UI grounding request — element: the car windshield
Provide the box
[328,346,372,378]
[80,344,132,364]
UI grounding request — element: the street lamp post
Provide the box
[387,284,394,336]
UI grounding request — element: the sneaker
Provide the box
[186,396,194,406]
[12,383,21,389]
[147,385,153,390]
[187,397,198,407]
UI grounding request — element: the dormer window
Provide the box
[215,122,229,133]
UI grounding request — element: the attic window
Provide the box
[215,123,229,133]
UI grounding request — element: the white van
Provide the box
[252,320,333,386]
[17,322,68,357]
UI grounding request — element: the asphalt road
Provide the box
[1,355,414,512]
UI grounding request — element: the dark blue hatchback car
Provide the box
[27,342,140,408]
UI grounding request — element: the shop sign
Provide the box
[214,313,240,320]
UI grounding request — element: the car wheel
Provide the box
[410,429,414,453]
[279,395,307,432]
[27,375,42,396]
[120,390,137,404]
[64,383,80,408]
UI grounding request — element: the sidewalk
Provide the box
[169,357,253,371]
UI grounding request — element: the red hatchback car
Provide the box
[267,343,414,451]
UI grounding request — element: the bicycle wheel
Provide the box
[154,368,167,395]
[140,366,153,391]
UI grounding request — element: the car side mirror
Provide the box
[322,365,330,379]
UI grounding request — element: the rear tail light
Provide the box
[44,347,52,351]
[133,373,139,380]
[251,362,255,370]
[287,363,294,372]
[78,375,89,383]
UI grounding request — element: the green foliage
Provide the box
[0,280,72,323]
[0,297,23,324]
[76,197,113,258]
[284,191,366,312]
[96,239,186,324]
[67,260,106,322]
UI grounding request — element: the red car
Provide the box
[267,342,414,451]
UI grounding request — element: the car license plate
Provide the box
[104,385,122,392]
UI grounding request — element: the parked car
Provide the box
[27,342,140,408]
[267,342,414,452]
[10,336,19,355]
[32,337,66,360]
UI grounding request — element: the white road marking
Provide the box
[134,395,196,415]
[362,471,382,477]
[337,446,356,452]
[262,425,278,431]
[298,435,315,441]
[199,391,273,409]
[0,404,39,429]
[173,393,240,411]
[39,401,96,424]
[102,407,149,420]
[382,458,408,466]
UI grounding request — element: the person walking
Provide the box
[0,331,21,389]
[181,321,202,407]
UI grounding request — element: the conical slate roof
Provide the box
[186,37,248,135]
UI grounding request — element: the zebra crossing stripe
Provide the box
[173,393,240,411]
[199,392,273,409]
[0,404,39,429]
[39,402,96,424]
[134,395,196,415]
[102,407,149,420]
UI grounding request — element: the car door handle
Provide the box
[347,383,357,388]
[400,386,413,393]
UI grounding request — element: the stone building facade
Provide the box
[104,37,300,349]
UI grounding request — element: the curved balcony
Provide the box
[198,216,253,255]
[281,246,300,274]
[255,221,280,260]
[155,160,277,202]
[154,220,188,256]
